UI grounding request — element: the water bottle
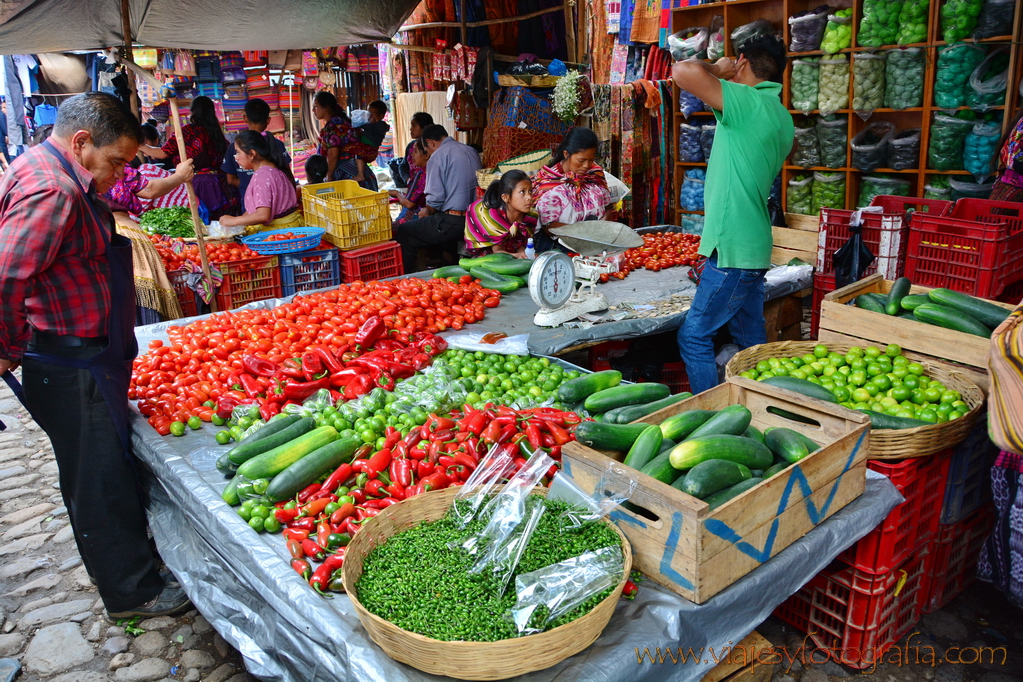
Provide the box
[525,238,535,260]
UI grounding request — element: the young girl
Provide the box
[464,170,537,258]
[219,131,301,232]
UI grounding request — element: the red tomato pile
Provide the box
[132,277,503,435]
[263,231,302,242]
[622,232,701,273]
[148,235,262,271]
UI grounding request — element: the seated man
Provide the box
[394,124,481,273]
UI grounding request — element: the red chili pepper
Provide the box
[438,454,455,468]
[361,507,381,519]
[259,403,274,423]
[542,420,573,446]
[291,558,311,581]
[431,429,454,443]
[317,520,331,549]
[354,315,386,348]
[403,429,424,448]
[481,420,502,444]
[283,376,331,402]
[453,452,478,470]
[386,483,406,500]
[307,490,338,503]
[310,562,333,596]
[364,478,387,498]
[465,410,488,437]
[301,539,325,561]
[421,471,450,492]
[374,497,400,508]
[525,421,543,450]
[389,459,412,488]
[428,414,457,432]
[404,483,424,498]
[238,373,263,398]
[329,502,356,525]
[427,441,441,464]
[417,460,436,479]
[446,464,470,481]
[286,539,305,560]
[275,507,300,524]
[622,579,638,600]
[297,483,321,504]
[348,488,366,505]
[409,444,427,461]
[280,358,305,380]
[549,445,562,460]
[497,423,518,444]
[300,352,324,381]
[312,345,345,373]
[282,528,309,542]
[242,355,277,377]
[301,498,331,518]
[366,449,392,475]
[288,517,316,532]
[541,433,556,448]
[319,463,353,494]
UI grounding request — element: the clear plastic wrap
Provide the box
[821,8,854,53]
[793,122,822,168]
[545,465,636,532]
[707,16,726,61]
[927,113,975,171]
[896,0,930,45]
[678,88,706,119]
[281,388,334,416]
[858,175,910,207]
[852,52,886,117]
[787,173,815,215]
[444,332,530,355]
[949,176,994,200]
[790,59,820,114]
[851,121,895,172]
[818,55,849,116]
[668,27,710,61]
[450,446,518,529]
[680,172,706,212]
[941,0,984,43]
[934,43,986,109]
[789,6,830,52]
[965,47,1010,111]
[817,115,849,169]
[678,123,704,162]
[883,47,924,110]
[858,0,904,47]
[887,128,922,170]
[924,175,952,200]
[812,171,846,213]
[963,121,1002,179]
[700,124,717,161]
[730,19,776,54]
[681,214,705,235]
[972,0,1015,40]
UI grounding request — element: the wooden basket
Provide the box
[725,341,985,459]
[341,486,632,680]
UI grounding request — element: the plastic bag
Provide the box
[680,173,706,212]
[700,124,716,161]
[787,173,815,215]
[941,0,984,43]
[818,56,849,116]
[817,115,848,168]
[444,331,530,356]
[812,171,846,213]
[681,214,705,235]
[789,6,830,52]
[928,113,975,170]
[451,446,518,529]
[883,48,924,110]
[280,388,333,416]
[896,0,930,45]
[851,121,895,172]
[858,174,911,207]
[852,52,886,117]
[546,466,636,532]
[730,19,776,54]
[833,224,877,288]
[668,26,709,61]
[934,43,986,109]
[924,175,952,201]
[678,123,704,162]
[790,59,820,114]
[963,121,1002,179]
[972,0,1015,40]
[887,128,922,170]
[821,9,853,53]
[678,88,706,119]
[949,176,994,200]
[965,47,1010,111]
[858,0,904,47]
[793,122,822,168]
[707,16,726,61]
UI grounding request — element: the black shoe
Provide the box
[106,585,192,620]
[90,569,179,589]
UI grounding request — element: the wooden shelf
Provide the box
[933,35,1014,46]
[787,42,930,58]
[677,161,709,166]
[789,109,853,114]
[924,169,973,175]
[679,209,705,215]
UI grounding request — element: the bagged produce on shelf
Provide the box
[818,55,849,116]
[700,124,716,161]
[678,123,704,162]
[817,115,849,168]
[972,0,1015,40]
[965,47,1010,111]
[852,52,886,116]
[680,172,706,212]
[787,173,815,215]
[790,59,820,114]
[812,171,846,213]
[858,174,910,207]
[934,42,986,109]
[707,26,726,61]
[678,88,706,119]
[858,0,904,47]
[821,8,853,53]
[681,214,705,235]
[668,26,709,61]
[924,175,952,201]
[851,121,895,172]
[928,113,975,170]
[963,121,1002,178]
[941,0,984,43]
[896,0,930,45]
[789,5,830,52]
[949,176,994,200]
[730,19,775,54]
[887,128,922,170]
[883,47,924,110]
[793,121,822,168]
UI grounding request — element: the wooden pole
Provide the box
[119,0,139,119]
[460,0,468,46]
[564,0,577,66]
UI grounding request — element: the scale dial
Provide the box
[528,251,575,310]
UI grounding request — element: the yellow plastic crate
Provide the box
[300,180,390,250]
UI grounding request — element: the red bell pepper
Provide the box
[301,352,325,381]
[373,369,395,391]
[311,345,345,373]
[238,373,263,399]
[343,375,372,400]
[371,339,403,351]
[242,355,277,377]
[280,358,305,380]
[354,315,386,348]
[329,368,363,388]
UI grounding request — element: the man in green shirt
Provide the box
[671,35,793,393]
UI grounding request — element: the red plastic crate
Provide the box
[588,340,632,371]
[167,269,198,319]
[215,255,281,311]
[340,240,403,283]
[280,242,340,296]
[811,273,836,339]
[952,198,1023,236]
[659,361,691,395]
[838,452,951,574]
[921,507,993,613]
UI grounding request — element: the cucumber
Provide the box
[558,370,622,403]
[669,434,774,471]
[216,452,238,477]
[913,303,991,338]
[743,425,766,445]
[896,309,916,319]
[927,288,1010,329]
[679,459,753,499]
[859,409,931,430]
[766,406,821,425]
[612,393,693,423]
[459,253,515,269]
[763,462,790,478]
[584,383,670,413]
[264,436,360,502]
[768,428,821,453]
[623,425,664,472]
[433,265,470,279]
[866,292,889,306]
[226,417,316,465]
[240,414,304,444]
[573,422,649,452]
[685,405,753,440]
[222,476,241,506]
[900,294,931,311]
[765,427,811,464]
[659,410,718,441]
[761,376,837,403]
[750,469,765,478]
[657,438,677,455]
[856,294,887,313]
[235,426,338,479]
[478,259,534,276]
[885,277,912,316]
[601,405,630,424]
[470,267,520,293]
[639,452,685,485]
[704,478,764,510]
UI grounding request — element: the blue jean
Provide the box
[677,255,767,394]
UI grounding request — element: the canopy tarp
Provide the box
[0,0,420,54]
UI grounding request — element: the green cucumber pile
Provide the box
[853,277,1012,338]
[556,369,692,422]
[433,253,535,293]
[575,405,819,509]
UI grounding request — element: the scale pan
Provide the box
[548,221,644,257]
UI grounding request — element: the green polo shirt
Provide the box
[700,80,794,269]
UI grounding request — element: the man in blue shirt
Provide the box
[222,98,290,202]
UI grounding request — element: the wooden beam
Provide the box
[120,0,139,119]
[400,4,565,30]
[564,0,577,65]
[459,0,468,46]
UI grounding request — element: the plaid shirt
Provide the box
[0,141,113,361]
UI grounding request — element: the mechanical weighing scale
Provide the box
[527,221,644,327]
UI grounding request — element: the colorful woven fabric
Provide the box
[977,451,1023,608]
[220,51,244,70]
[464,199,536,255]
[607,0,622,33]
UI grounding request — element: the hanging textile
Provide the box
[610,43,629,84]
[618,0,636,45]
[517,0,567,61]
[607,0,622,33]
[488,0,520,54]
[591,0,617,84]
[591,84,613,171]
[631,0,662,44]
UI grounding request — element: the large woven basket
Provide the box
[725,341,985,459]
[342,486,632,680]
[476,168,502,190]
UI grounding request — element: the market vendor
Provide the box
[0,92,190,619]
[531,127,614,253]
[104,158,194,221]
[140,95,238,220]
[219,130,301,232]
[464,170,537,258]
[990,101,1023,202]
[312,91,379,190]
[389,138,430,226]
[671,35,793,394]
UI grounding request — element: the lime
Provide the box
[940,391,961,404]
[885,343,902,357]
[902,375,920,390]
[211,414,225,426]
[864,346,882,359]
[891,385,911,402]
[864,384,880,397]
[852,388,872,403]
[866,363,883,377]
[918,409,938,423]
[907,362,925,376]
[759,371,775,380]
[909,389,927,405]
[802,354,818,365]
[853,402,871,410]
[832,386,851,402]
[740,371,757,380]
[215,430,231,445]
[813,344,829,358]
[872,374,891,391]
[169,421,186,437]
[250,504,269,519]
[896,408,917,419]
[809,362,825,375]
[948,410,964,420]
[879,396,899,408]
[262,516,281,533]
[924,386,943,403]
[849,370,867,386]
[248,516,265,532]
[892,355,908,366]
[237,506,252,522]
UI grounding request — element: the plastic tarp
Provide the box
[0,0,420,54]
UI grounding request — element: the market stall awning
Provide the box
[0,0,420,54]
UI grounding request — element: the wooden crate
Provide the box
[764,288,811,343]
[819,273,1015,392]
[771,225,817,266]
[563,378,870,603]
[700,631,776,682]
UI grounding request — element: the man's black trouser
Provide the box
[22,340,163,613]
[394,211,466,274]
